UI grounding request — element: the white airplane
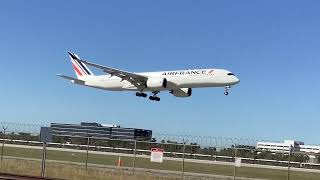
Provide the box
[57,52,240,101]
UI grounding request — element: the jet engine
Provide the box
[146,77,167,88]
[170,88,192,97]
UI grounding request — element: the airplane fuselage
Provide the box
[58,52,240,101]
[81,68,240,92]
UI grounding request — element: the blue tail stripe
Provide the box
[78,61,91,75]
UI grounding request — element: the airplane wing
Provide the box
[72,53,148,90]
[56,74,85,85]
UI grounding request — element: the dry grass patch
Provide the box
[0,159,181,180]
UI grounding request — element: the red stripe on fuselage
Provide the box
[72,64,83,76]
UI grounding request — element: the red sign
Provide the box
[150,148,164,163]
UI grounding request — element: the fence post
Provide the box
[1,126,7,163]
[41,142,47,177]
[252,149,256,164]
[233,148,237,180]
[287,151,291,180]
[132,140,137,175]
[0,138,4,163]
[86,137,90,171]
[182,140,186,180]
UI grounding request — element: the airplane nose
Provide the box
[235,77,240,84]
[231,76,240,85]
[226,73,240,85]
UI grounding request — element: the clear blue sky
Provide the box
[0,1,319,144]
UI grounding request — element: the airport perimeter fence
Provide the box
[0,121,320,180]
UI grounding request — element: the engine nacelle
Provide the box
[146,77,167,88]
[171,88,192,97]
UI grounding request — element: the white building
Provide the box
[256,140,320,164]
[257,140,320,154]
[256,140,304,153]
[299,145,320,154]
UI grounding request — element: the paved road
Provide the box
[3,143,320,174]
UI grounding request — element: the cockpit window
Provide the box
[227,73,234,76]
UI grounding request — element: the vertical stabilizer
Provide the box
[68,52,94,79]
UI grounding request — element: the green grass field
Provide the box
[1,146,320,180]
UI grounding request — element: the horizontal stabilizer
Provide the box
[56,74,85,85]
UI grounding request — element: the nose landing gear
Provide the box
[224,86,231,96]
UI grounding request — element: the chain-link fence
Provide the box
[0,122,320,180]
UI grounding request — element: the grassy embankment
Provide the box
[0,159,181,180]
[1,146,320,180]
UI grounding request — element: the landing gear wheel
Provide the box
[149,91,160,101]
[136,92,147,98]
[224,86,231,96]
[149,96,160,101]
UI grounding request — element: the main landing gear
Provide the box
[224,86,231,96]
[136,92,160,101]
[149,91,160,101]
[136,92,147,98]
